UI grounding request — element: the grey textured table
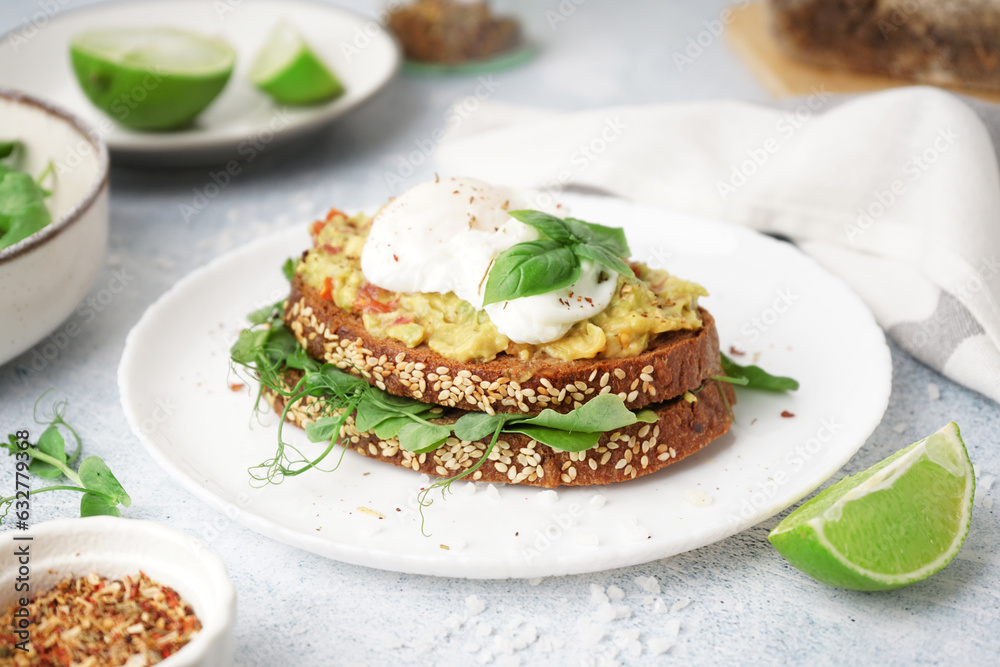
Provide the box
[2,1,998,665]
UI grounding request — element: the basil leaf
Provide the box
[564,217,630,257]
[572,243,633,279]
[453,412,515,442]
[27,425,66,479]
[520,393,644,433]
[483,240,580,305]
[398,422,451,454]
[720,353,799,391]
[0,167,52,250]
[505,424,601,452]
[80,493,122,518]
[282,257,297,282]
[507,210,574,243]
[78,456,131,507]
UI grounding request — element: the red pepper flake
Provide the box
[729,346,745,356]
[354,283,396,313]
[319,276,334,301]
[310,220,326,236]
[393,254,399,262]
[0,572,201,665]
[325,207,346,221]
[229,383,245,392]
[781,410,795,418]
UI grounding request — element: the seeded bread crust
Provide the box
[770,0,1000,90]
[284,275,724,416]
[264,373,736,488]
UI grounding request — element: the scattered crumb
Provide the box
[780,410,795,418]
[440,544,450,550]
[893,422,908,434]
[228,383,245,392]
[485,485,502,501]
[606,585,625,601]
[537,489,558,505]
[467,595,486,616]
[670,597,691,612]
[927,383,941,401]
[357,506,385,519]
[685,490,713,507]
[590,493,607,510]
[457,481,478,496]
[728,346,745,356]
[750,418,757,425]
[647,637,674,655]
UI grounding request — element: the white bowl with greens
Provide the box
[0,89,109,367]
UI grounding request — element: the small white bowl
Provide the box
[0,89,109,366]
[0,516,236,666]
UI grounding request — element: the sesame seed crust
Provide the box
[263,373,735,488]
[284,275,726,416]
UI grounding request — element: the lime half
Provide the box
[769,422,975,591]
[250,21,344,105]
[70,27,235,131]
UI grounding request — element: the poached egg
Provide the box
[359,177,617,345]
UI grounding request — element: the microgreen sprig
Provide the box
[482,210,634,305]
[716,353,800,391]
[0,393,131,523]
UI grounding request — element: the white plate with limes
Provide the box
[0,0,400,166]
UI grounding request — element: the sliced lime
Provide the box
[250,21,344,105]
[70,27,235,131]
[769,422,975,591]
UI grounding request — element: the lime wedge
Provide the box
[250,21,344,105]
[769,422,975,591]
[70,27,235,131]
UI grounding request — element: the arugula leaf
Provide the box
[719,353,799,391]
[505,424,601,452]
[78,456,131,507]
[27,425,67,479]
[398,422,452,454]
[519,393,645,434]
[452,412,514,442]
[483,240,580,305]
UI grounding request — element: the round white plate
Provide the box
[0,0,400,166]
[119,194,891,579]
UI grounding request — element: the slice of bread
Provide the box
[284,275,726,416]
[264,371,736,488]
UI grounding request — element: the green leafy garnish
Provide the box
[482,210,634,306]
[0,162,53,251]
[717,353,799,391]
[0,140,20,161]
[231,276,662,534]
[1,393,131,523]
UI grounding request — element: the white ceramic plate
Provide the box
[0,0,399,166]
[119,195,891,579]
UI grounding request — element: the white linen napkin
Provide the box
[434,87,1000,403]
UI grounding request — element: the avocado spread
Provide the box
[298,211,706,363]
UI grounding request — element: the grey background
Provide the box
[1,1,998,665]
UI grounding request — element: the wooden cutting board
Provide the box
[726,1,1000,104]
